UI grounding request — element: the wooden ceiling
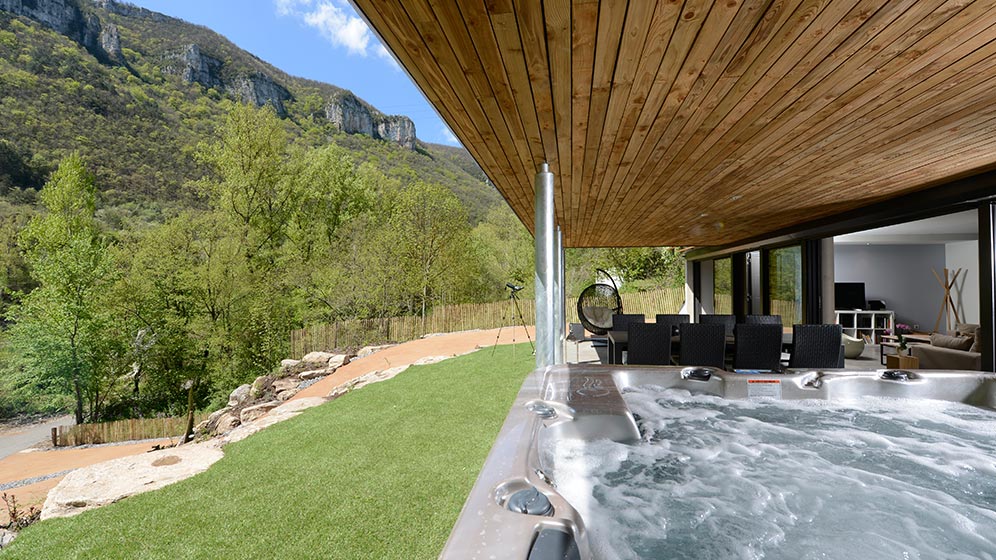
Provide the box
[352,0,996,248]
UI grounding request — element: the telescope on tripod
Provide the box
[492,281,534,357]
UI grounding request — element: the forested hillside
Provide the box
[0,0,502,219]
[0,0,683,425]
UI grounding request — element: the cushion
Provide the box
[955,323,980,337]
[930,332,974,351]
[970,329,981,353]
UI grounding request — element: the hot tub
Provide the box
[440,365,996,560]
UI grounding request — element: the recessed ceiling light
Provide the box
[730,195,742,201]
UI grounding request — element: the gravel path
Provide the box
[0,469,74,492]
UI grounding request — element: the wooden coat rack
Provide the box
[932,267,962,333]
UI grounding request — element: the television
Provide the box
[834,282,866,310]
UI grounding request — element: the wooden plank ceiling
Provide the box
[352,0,996,248]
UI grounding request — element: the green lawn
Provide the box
[1,344,535,559]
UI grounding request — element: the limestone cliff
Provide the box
[326,92,416,150]
[162,44,225,91]
[325,91,373,137]
[231,73,292,118]
[0,0,110,60]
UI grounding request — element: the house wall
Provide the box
[945,240,980,325]
[834,244,945,331]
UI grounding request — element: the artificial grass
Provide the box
[1,344,535,559]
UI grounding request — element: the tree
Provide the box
[7,155,124,424]
[198,103,294,266]
[286,145,372,261]
[471,204,534,299]
[387,181,474,319]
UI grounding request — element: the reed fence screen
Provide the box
[54,414,208,447]
[290,286,686,358]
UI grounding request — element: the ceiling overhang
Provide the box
[352,0,996,248]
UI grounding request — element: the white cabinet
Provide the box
[835,310,895,343]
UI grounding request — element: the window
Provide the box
[713,258,732,314]
[768,246,802,326]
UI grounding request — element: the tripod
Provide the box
[492,284,535,358]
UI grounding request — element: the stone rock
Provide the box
[324,91,416,149]
[325,92,374,136]
[273,397,327,414]
[376,116,417,150]
[223,398,326,444]
[214,412,240,434]
[298,369,327,381]
[272,378,299,393]
[327,353,350,370]
[0,0,108,60]
[249,375,273,399]
[164,44,225,90]
[279,358,300,374]
[99,22,121,62]
[412,355,450,367]
[231,73,292,117]
[276,389,296,401]
[198,406,233,434]
[0,528,14,548]
[301,351,336,365]
[228,384,251,407]
[42,442,224,520]
[239,401,279,424]
[356,344,394,359]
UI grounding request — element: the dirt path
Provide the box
[293,326,535,401]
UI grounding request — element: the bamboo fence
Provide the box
[54,414,209,447]
[290,286,686,358]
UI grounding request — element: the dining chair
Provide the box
[627,323,672,365]
[788,324,844,368]
[678,323,726,369]
[700,314,736,337]
[733,323,783,371]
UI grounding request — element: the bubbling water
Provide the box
[543,387,996,560]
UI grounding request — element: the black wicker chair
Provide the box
[655,314,690,335]
[627,323,672,365]
[612,313,645,331]
[733,323,783,371]
[700,314,736,337]
[788,324,845,368]
[678,323,727,369]
[610,314,645,363]
[745,315,782,326]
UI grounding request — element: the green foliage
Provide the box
[6,155,124,423]
[602,246,686,291]
[388,181,475,317]
[471,204,534,299]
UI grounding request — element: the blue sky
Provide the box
[126,0,461,146]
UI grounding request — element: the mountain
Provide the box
[0,0,502,222]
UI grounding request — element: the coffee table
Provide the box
[879,334,931,365]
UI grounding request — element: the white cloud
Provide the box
[375,43,400,70]
[275,0,312,16]
[441,126,461,146]
[276,0,396,65]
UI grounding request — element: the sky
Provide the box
[125,0,462,147]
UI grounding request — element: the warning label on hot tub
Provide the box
[747,379,782,399]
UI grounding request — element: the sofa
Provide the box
[910,323,982,370]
